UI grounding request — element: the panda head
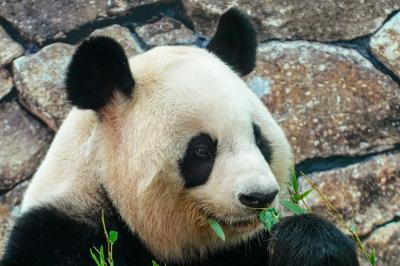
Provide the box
[66,8,292,262]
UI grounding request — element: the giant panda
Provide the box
[1,8,359,266]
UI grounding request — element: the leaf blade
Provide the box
[89,248,102,266]
[291,188,313,202]
[109,230,119,244]
[207,218,225,241]
[99,245,106,265]
[351,222,357,234]
[281,199,306,215]
[369,249,376,266]
[259,208,281,231]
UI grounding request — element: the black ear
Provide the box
[207,8,257,76]
[65,36,134,110]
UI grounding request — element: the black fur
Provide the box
[1,206,148,265]
[207,8,257,76]
[253,124,272,164]
[1,202,359,266]
[65,36,134,110]
[179,133,217,188]
[269,214,360,266]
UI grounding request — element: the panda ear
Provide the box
[65,36,135,111]
[207,8,257,76]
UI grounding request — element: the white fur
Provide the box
[22,45,293,262]
[22,108,100,212]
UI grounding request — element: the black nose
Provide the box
[239,190,279,208]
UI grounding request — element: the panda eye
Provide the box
[179,133,218,188]
[253,123,272,163]
[194,145,212,158]
[255,134,262,146]
[253,124,262,145]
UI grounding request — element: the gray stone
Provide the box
[0,0,161,44]
[0,68,13,100]
[90,24,142,57]
[107,0,161,16]
[247,41,400,163]
[370,12,400,77]
[299,151,400,236]
[135,17,196,46]
[0,101,52,191]
[184,0,400,42]
[0,26,24,66]
[0,0,107,43]
[362,222,400,266]
[13,43,74,131]
[0,181,29,257]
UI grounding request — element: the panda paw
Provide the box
[268,214,360,266]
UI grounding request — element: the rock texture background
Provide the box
[0,1,399,265]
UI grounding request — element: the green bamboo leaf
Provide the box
[99,245,106,265]
[281,199,306,215]
[351,223,357,234]
[291,188,313,202]
[259,208,281,231]
[89,248,102,266]
[109,230,119,244]
[152,260,160,266]
[369,249,376,266]
[207,218,225,241]
[291,169,298,193]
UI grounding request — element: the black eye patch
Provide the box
[179,133,217,188]
[253,124,272,164]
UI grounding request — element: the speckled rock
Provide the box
[370,12,400,77]
[247,41,400,163]
[90,24,142,57]
[0,0,106,43]
[362,222,400,266]
[0,0,162,43]
[0,101,52,190]
[135,17,196,47]
[107,0,160,15]
[299,151,400,236]
[184,0,400,42]
[0,26,24,66]
[0,181,28,257]
[13,43,74,131]
[0,68,13,100]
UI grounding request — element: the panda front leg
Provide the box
[267,213,360,266]
[0,206,107,266]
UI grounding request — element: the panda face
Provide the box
[64,8,292,261]
[149,47,285,218]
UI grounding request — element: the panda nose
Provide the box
[239,190,279,208]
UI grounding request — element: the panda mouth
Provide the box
[197,205,260,229]
[207,213,259,228]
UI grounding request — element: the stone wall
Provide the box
[0,1,399,265]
